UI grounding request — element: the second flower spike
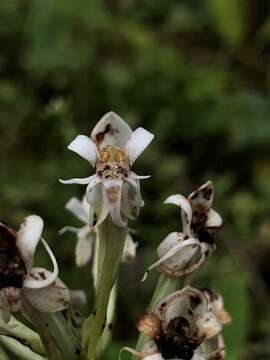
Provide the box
[60,111,154,228]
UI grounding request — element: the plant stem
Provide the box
[22,295,83,360]
[132,274,182,359]
[83,218,127,360]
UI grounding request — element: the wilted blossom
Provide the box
[124,287,224,360]
[60,195,138,266]
[142,181,222,280]
[0,215,70,323]
[60,111,154,228]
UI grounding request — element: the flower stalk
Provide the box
[83,217,127,360]
[22,295,83,360]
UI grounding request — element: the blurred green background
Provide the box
[1,0,270,359]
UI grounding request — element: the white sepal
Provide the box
[65,197,89,224]
[59,174,97,185]
[126,127,154,165]
[16,215,44,270]
[67,134,97,167]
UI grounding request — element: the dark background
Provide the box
[1,1,270,359]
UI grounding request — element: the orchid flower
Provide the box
[0,216,70,323]
[142,181,222,280]
[123,287,224,360]
[60,195,138,266]
[60,111,154,228]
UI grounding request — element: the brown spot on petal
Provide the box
[38,271,46,280]
[189,295,202,309]
[202,187,212,201]
[95,124,112,144]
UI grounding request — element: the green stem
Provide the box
[83,218,127,360]
[132,274,182,359]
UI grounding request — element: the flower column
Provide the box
[60,112,154,360]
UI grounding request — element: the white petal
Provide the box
[202,334,225,359]
[206,209,223,229]
[59,174,96,185]
[23,271,70,313]
[91,111,132,149]
[126,127,154,166]
[86,182,109,229]
[121,233,137,263]
[144,354,164,360]
[75,232,96,267]
[203,290,231,325]
[188,181,214,210]
[58,226,81,235]
[132,173,151,180]
[158,240,206,278]
[165,194,192,233]
[85,175,101,198]
[122,176,144,220]
[65,197,89,224]
[154,286,208,330]
[23,239,58,289]
[103,180,127,227]
[142,235,204,281]
[197,312,222,339]
[81,195,90,216]
[120,343,161,360]
[16,215,44,270]
[67,135,97,166]
[192,347,206,360]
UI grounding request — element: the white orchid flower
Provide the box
[60,195,138,266]
[123,287,223,360]
[142,181,222,281]
[60,111,154,228]
[0,216,70,323]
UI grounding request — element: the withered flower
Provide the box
[124,287,224,360]
[60,111,154,228]
[0,215,70,323]
[142,181,222,280]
